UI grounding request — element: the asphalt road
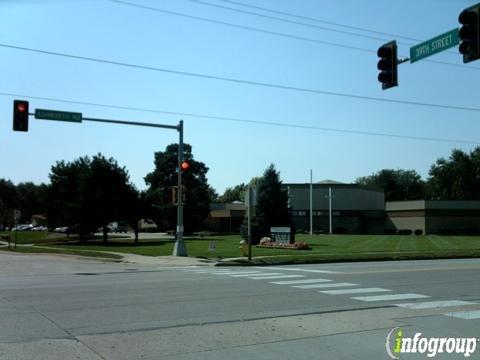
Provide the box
[0,252,479,359]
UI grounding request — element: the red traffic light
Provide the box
[17,103,27,112]
[181,161,190,171]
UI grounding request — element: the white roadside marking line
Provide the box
[270,278,332,285]
[444,310,480,320]
[395,300,478,309]
[256,267,340,274]
[247,275,306,280]
[320,287,391,295]
[300,270,341,274]
[229,272,283,278]
[292,282,357,289]
[190,271,233,274]
[352,294,429,302]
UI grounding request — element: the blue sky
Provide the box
[1,0,479,194]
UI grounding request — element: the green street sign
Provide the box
[35,109,82,123]
[410,28,459,63]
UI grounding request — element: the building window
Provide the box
[291,210,308,216]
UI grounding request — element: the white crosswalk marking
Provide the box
[352,294,429,302]
[256,267,340,274]
[247,274,305,280]
[270,278,332,285]
[229,272,283,278]
[444,310,480,320]
[320,288,391,295]
[395,300,478,309]
[292,282,357,289]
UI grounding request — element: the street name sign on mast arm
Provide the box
[35,109,82,123]
[410,28,459,63]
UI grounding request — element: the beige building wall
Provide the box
[386,215,425,233]
[386,200,480,235]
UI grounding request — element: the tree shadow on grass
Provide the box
[52,239,176,248]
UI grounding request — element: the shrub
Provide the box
[333,227,348,234]
[414,229,423,235]
[397,229,413,235]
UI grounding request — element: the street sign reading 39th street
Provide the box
[35,109,82,123]
[410,28,459,63]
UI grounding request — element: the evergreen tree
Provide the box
[249,164,290,243]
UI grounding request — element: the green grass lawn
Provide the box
[31,234,480,263]
[0,231,66,244]
[0,245,123,260]
[0,231,133,245]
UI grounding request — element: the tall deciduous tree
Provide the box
[48,154,136,240]
[427,147,480,200]
[15,182,48,223]
[144,143,212,233]
[0,179,17,228]
[356,169,425,201]
[219,183,246,203]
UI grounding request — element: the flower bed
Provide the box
[256,241,311,250]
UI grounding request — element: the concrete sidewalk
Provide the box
[0,240,216,267]
[111,252,216,266]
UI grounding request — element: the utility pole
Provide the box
[309,169,313,235]
[325,186,334,235]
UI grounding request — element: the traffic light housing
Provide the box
[459,4,480,63]
[377,41,398,90]
[13,100,29,132]
[171,186,186,204]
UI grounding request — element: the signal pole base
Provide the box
[173,240,188,257]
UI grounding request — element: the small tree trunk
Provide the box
[102,226,108,243]
[134,224,139,246]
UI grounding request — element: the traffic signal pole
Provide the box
[173,120,187,256]
[20,106,188,256]
[81,117,187,256]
